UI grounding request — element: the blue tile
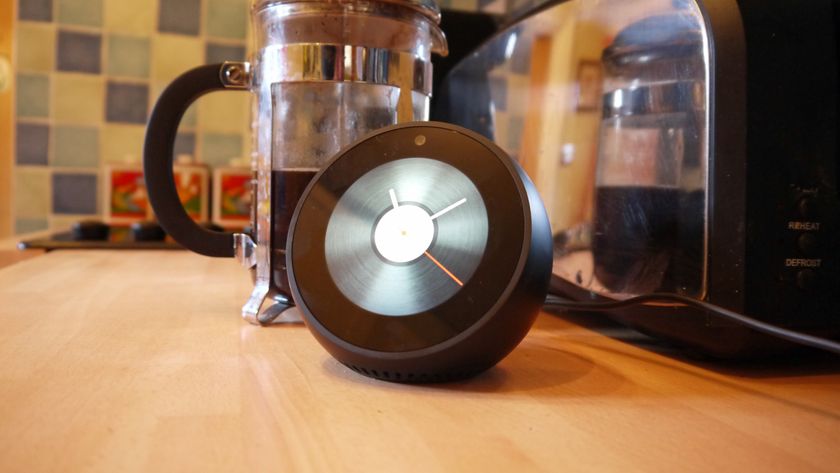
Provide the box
[205,43,246,64]
[159,0,201,36]
[19,0,53,21]
[57,30,102,74]
[201,132,242,167]
[16,123,50,165]
[106,82,149,124]
[53,173,98,214]
[174,132,196,157]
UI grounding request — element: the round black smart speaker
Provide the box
[287,122,552,382]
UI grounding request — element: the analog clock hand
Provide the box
[389,188,399,210]
[424,251,464,287]
[430,198,467,220]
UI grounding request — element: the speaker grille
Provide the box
[343,363,476,384]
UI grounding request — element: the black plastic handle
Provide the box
[143,63,235,257]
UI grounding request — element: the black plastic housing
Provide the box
[287,122,553,382]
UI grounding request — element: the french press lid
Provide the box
[252,0,442,23]
[251,0,447,55]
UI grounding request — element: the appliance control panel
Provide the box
[771,183,839,329]
[783,188,826,292]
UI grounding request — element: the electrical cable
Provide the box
[543,293,840,356]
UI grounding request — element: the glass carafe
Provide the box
[593,7,708,297]
[143,0,448,324]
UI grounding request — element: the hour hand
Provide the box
[389,188,399,209]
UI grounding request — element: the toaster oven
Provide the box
[436,0,840,356]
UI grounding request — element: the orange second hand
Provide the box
[424,251,464,287]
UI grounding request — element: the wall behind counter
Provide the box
[11,0,255,235]
[9,0,523,236]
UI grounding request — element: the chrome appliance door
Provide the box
[437,0,711,300]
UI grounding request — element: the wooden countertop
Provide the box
[0,232,45,269]
[0,251,838,472]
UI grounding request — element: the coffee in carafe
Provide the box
[143,0,448,324]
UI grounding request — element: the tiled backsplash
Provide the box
[13,0,252,234]
[12,0,509,235]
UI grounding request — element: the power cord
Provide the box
[544,293,840,356]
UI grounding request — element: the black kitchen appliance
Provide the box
[437,0,840,356]
[287,122,552,381]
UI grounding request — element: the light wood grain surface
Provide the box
[0,233,47,269]
[0,251,838,472]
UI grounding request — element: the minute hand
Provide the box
[430,198,467,220]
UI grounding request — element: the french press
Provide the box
[144,0,448,324]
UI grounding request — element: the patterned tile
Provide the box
[16,73,50,118]
[158,0,201,36]
[201,132,243,167]
[16,123,50,166]
[175,132,196,157]
[14,169,51,218]
[101,124,146,164]
[106,82,149,124]
[15,218,50,234]
[16,23,56,72]
[198,90,249,133]
[107,35,150,78]
[53,173,98,214]
[152,34,203,82]
[57,30,102,74]
[182,102,199,128]
[12,0,291,233]
[54,73,104,124]
[54,126,99,168]
[205,42,246,64]
[58,0,103,27]
[103,0,155,34]
[19,0,54,22]
[206,0,248,40]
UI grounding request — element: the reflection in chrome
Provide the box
[437,0,710,300]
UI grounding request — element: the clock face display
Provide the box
[324,158,489,316]
[288,124,527,352]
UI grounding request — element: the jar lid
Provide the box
[252,0,442,24]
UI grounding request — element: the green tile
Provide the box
[182,101,198,127]
[107,35,150,78]
[16,73,50,118]
[15,218,49,234]
[206,0,248,40]
[58,0,104,27]
[201,132,243,167]
[14,169,51,219]
[54,126,100,168]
